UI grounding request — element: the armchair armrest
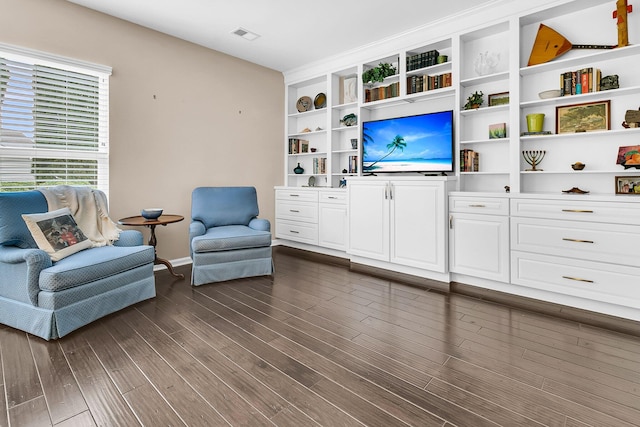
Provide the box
[0,246,52,305]
[189,220,206,240]
[113,229,144,247]
[249,218,271,232]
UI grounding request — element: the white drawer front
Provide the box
[276,219,318,245]
[449,196,509,215]
[511,217,640,266]
[511,198,640,224]
[276,189,318,202]
[276,201,318,223]
[319,190,347,205]
[511,251,640,309]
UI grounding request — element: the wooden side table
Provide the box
[118,214,185,279]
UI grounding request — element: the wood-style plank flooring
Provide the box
[1,247,639,426]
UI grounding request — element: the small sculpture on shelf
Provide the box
[340,113,357,127]
[522,150,546,171]
[463,91,484,110]
[474,51,500,76]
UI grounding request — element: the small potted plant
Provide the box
[464,90,484,110]
[362,62,397,85]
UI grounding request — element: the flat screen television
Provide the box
[361,110,454,174]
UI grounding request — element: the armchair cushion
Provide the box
[0,190,48,248]
[191,225,271,253]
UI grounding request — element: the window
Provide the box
[0,43,111,194]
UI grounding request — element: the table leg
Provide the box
[147,224,184,279]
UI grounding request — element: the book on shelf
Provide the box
[560,67,601,96]
[406,49,439,72]
[312,157,327,174]
[348,155,358,173]
[364,82,400,102]
[460,149,479,172]
[406,73,452,95]
[288,138,309,154]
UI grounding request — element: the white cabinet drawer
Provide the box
[275,219,318,245]
[276,201,318,223]
[511,217,640,266]
[449,196,509,215]
[319,190,347,205]
[276,189,318,202]
[511,198,640,225]
[511,251,640,309]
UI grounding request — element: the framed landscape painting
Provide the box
[556,100,610,134]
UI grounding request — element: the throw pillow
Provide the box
[22,207,93,261]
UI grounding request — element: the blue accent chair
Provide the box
[0,190,156,340]
[190,187,273,285]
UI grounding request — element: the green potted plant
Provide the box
[464,90,484,110]
[362,62,397,85]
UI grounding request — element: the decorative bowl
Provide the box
[141,208,163,220]
[538,89,561,99]
[571,162,585,170]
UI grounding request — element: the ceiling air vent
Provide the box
[232,28,260,41]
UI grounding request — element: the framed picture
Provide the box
[615,176,640,194]
[556,100,610,134]
[489,123,506,139]
[488,92,509,106]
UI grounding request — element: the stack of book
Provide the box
[460,149,479,172]
[364,82,400,102]
[348,155,358,173]
[312,157,327,174]
[406,49,440,71]
[560,67,601,96]
[406,73,452,95]
[288,138,309,154]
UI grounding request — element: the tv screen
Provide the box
[362,110,454,174]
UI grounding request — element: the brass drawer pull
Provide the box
[562,238,594,244]
[562,275,594,283]
[562,209,594,213]
[469,204,486,208]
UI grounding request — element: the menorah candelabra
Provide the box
[523,150,546,171]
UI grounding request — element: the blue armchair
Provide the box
[190,187,273,285]
[0,189,156,340]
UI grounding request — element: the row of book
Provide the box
[288,138,309,154]
[347,155,358,174]
[406,72,452,95]
[560,67,602,96]
[407,49,440,71]
[460,149,479,172]
[312,157,327,174]
[364,82,400,103]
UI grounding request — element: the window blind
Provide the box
[0,44,111,194]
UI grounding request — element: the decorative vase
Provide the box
[474,51,500,76]
[526,113,545,132]
[293,163,304,174]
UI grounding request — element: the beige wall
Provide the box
[1,0,284,262]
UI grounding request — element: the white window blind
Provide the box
[0,44,111,193]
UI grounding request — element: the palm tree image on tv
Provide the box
[364,135,406,170]
[362,111,453,173]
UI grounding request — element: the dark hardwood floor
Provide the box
[2,247,640,426]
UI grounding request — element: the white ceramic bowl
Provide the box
[538,89,561,99]
[141,208,163,220]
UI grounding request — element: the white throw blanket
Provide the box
[38,185,121,247]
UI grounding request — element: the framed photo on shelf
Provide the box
[556,100,610,134]
[488,92,509,106]
[615,176,640,194]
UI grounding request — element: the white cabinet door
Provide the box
[449,212,509,282]
[319,203,347,250]
[390,181,447,272]
[348,180,389,261]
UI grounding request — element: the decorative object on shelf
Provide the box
[362,62,397,85]
[350,138,358,149]
[340,113,357,127]
[521,131,552,136]
[300,127,312,133]
[341,77,357,103]
[342,168,348,173]
[474,51,500,76]
[437,55,448,64]
[293,163,304,174]
[296,96,313,112]
[489,123,506,139]
[615,175,640,194]
[527,24,615,66]
[463,91,484,110]
[141,208,163,220]
[315,127,323,131]
[600,75,619,91]
[488,92,509,106]
[310,147,317,152]
[300,140,309,153]
[339,177,347,188]
[523,150,546,171]
[313,93,326,109]
[562,187,590,194]
[504,186,510,193]
[622,109,640,128]
[571,162,586,170]
[526,113,545,133]
[539,89,562,99]
[556,100,610,134]
[616,145,640,169]
[307,176,316,187]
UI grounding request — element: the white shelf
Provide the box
[287,108,326,118]
[461,138,509,145]
[406,62,451,77]
[520,128,640,141]
[460,71,509,87]
[460,171,509,175]
[519,45,640,76]
[331,126,357,132]
[287,129,327,138]
[460,104,509,116]
[332,102,358,110]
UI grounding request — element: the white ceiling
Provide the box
[66,0,499,72]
